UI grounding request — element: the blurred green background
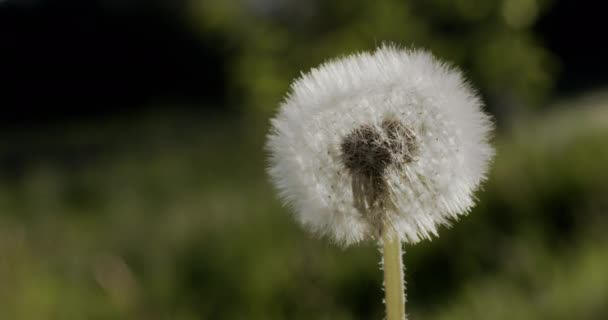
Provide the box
[1,0,607,319]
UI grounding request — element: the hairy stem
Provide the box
[382,230,406,320]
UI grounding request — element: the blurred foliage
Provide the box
[1,1,605,319]
[1,92,607,319]
[187,0,558,114]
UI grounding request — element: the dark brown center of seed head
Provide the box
[340,118,417,177]
[340,125,392,177]
[339,118,418,236]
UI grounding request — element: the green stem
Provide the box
[382,230,406,320]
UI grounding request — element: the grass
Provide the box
[1,92,607,319]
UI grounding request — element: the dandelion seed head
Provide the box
[266,44,494,246]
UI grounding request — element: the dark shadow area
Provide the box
[1,0,227,127]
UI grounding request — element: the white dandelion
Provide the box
[266,44,494,320]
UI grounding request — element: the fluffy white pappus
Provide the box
[266,44,494,246]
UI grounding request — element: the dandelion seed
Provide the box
[266,44,494,320]
[267,44,494,246]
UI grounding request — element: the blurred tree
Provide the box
[187,0,558,116]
